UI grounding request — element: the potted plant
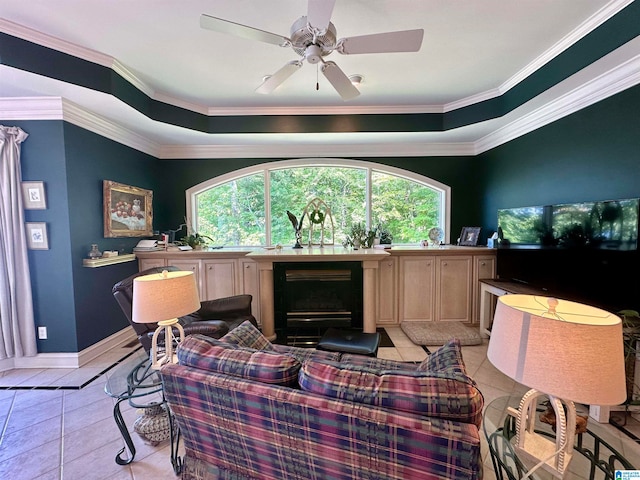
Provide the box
[344,222,379,249]
[179,232,213,250]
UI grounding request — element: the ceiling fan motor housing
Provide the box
[290,16,337,59]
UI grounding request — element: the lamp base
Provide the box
[508,389,576,479]
[150,319,185,370]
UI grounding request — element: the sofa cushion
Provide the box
[299,358,483,426]
[272,344,341,364]
[418,338,469,377]
[220,320,275,351]
[339,354,414,371]
[177,334,301,386]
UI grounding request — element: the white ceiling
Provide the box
[1,0,638,158]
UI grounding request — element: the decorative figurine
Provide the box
[286,210,306,249]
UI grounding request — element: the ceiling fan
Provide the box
[200,0,424,101]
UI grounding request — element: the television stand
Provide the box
[478,278,549,339]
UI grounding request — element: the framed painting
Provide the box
[103,180,153,238]
[22,181,47,209]
[26,222,49,249]
[459,226,481,246]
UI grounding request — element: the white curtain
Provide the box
[0,125,37,359]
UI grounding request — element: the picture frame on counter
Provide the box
[459,227,481,246]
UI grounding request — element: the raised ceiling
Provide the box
[1,0,639,158]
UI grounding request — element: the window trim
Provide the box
[186,158,451,245]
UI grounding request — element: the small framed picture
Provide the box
[459,227,481,246]
[22,181,47,210]
[26,222,49,250]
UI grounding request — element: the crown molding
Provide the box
[2,2,629,118]
[0,96,65,120]
[59,99,161,156]
[0,18,112,67]
[445,0,634,113]
[157,141,476,159]
[498,0,634,96]
[476,35,640,154]
[2,33,638,160]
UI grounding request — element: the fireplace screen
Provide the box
[273,262,363,336]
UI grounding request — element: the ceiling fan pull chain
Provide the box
[316,64,319,91]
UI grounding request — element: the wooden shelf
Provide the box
[82,253,136,268]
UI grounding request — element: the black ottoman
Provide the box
[317,328,381,357]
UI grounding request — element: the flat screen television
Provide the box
[496,198,639,312]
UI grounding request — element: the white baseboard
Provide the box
[0,328,137,371]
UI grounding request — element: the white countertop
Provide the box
[246,246,390,261]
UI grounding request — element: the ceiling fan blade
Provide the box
[321,61,360,101]
[255,61,303,94]
[337,29,424,54]
[307,0,336,32]
[200,14,290,47]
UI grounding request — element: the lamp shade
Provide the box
[487,295,626,406]
[132,270,200,324]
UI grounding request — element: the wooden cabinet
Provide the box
[436,256,472,322]
[377,256,397,324]
[473,255,496,324]
[203,259,237,300]
[239,258,261,324]
[399,256,436,322]
[166,259,202,295]
[138,257,166,271]
[136,247,496,329]
[399,254,476,324]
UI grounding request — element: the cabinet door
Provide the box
[166,259,202,296]
[138,258,166,271]
[473,255,496,324]
[239,258,260,324]
[377,257,397,324]
[437,256,472,322]
[203,260,237,300]
[399,256,435,322]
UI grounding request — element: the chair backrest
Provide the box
[112,265,180,352]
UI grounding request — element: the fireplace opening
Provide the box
[273,261,363,345]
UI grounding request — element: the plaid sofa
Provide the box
[161,323,484,480]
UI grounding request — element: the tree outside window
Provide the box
[191,161,446,247]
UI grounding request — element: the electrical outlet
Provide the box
[38,326,47,340]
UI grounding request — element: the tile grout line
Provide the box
[0,347,144,391]
[59,391,66,480]
[0,391,16,448]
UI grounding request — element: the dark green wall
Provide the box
[11,81,640,354]
[158,156,483,244]
[479,82,640,232]
[17,120,161,352]
[18,121,77,352]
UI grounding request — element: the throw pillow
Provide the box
[417,338,469,377]
[299,359,484,426]
[220,320,275,351]
[177,334,300,386]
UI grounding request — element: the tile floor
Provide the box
[0,327,638,479]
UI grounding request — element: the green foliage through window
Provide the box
[191,161,446,246]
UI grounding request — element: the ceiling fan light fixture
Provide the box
[349,74,364,86]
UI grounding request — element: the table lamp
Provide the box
[487,294,626,479]
[132,269,200,369]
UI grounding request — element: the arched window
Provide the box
[187,159,450,246]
